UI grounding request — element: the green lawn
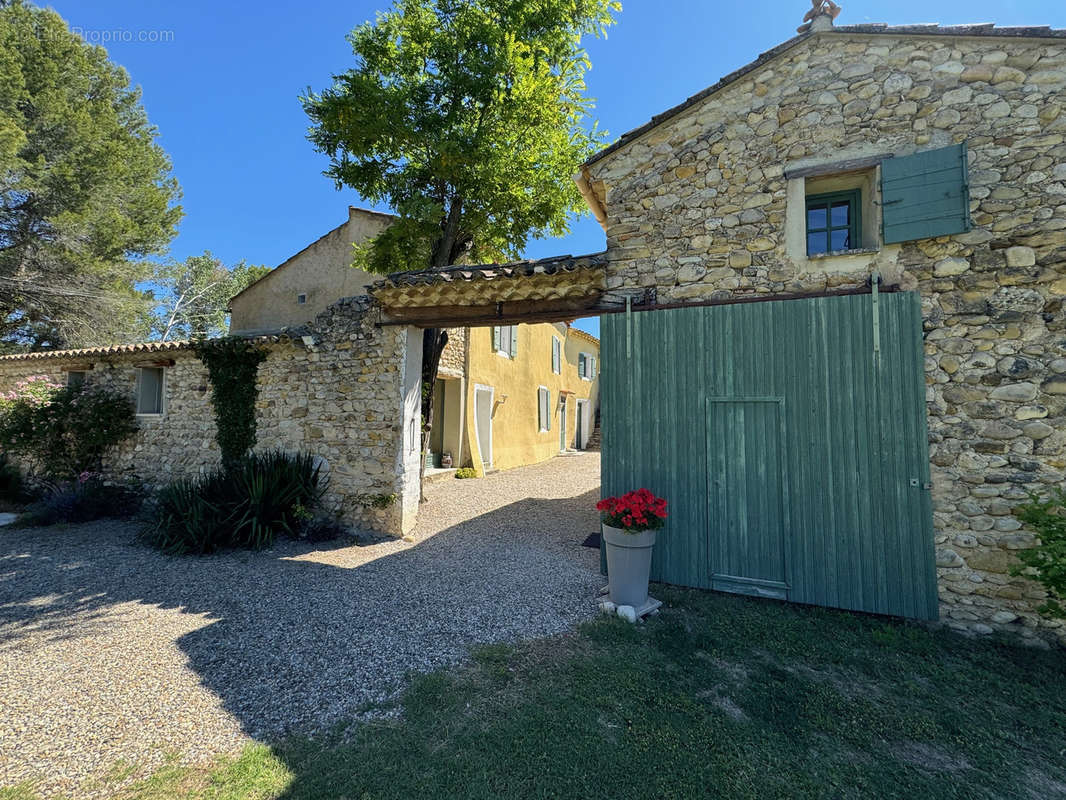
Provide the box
[10,587,1066,800]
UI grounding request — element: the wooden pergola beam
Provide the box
[379,293,603,328]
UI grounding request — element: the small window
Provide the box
[136,367,165,415]
[806,190,861,256]
[297,293,307,304]
[551,338,561,374]
[493,325,518,358]
[537,386,551,432]
[66,371,87,389]
[578,353,596,380]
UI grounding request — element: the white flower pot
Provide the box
[603,524,657,608]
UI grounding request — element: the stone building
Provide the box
[0,303,426,534]
[570,15,1066,642]
[229,206,392,334]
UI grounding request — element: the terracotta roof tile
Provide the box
[0,334,293,363]
[372,252,608,292]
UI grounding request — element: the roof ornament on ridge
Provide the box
[797,0,842,34]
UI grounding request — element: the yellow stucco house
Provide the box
[231,209,601,476]
[432,322,599,474]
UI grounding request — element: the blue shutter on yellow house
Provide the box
[492,326,501,352]
[881,142,970,244]
[509,326,518,358]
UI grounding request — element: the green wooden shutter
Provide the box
[492,326,501,352]
[589,356,596,379]
[552,339,560,373]
[578,353,586,378]
[881,142,970,244]
[538,387,550,431]
[509,326,518,358]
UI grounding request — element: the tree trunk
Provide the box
[418,327,448,502]
[419,196,468,501]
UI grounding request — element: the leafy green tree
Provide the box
[0,0,182,350]
[303,0,618,493]
[151,252,270,340]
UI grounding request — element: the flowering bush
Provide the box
[596,488,668,532]
[0,378,137,478]
[0,376,63,411]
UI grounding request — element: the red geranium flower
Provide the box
[596,489,668,533]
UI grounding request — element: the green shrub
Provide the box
[145,450,324,554]
[0,379,137,477]
[19,477,143,526]
[454,467,477,479]
[1013,490,1066,618]
[0,453,26,506]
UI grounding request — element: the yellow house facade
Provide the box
[462,323,599,474]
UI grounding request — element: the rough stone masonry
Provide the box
[584,25,1066,644]
[0,297,423,535]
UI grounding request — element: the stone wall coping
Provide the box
[582,22,1066,170]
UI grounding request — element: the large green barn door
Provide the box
[600,292,937,620]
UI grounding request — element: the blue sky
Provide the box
[49,0,1066,337]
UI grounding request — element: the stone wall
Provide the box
[0,297,422,535]
[438,326,467,377]
[585,29,1066,643]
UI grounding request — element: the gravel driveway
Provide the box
[0,452,602,798]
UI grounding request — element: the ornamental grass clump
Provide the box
[145,450,325,555]
[597,488,668,532]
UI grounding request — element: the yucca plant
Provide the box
[144,450,324,554]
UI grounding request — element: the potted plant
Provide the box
[596,489,668,608]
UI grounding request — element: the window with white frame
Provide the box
[578,352,596,380]
[136,366,165,415]
[551,337,561,374]
[493,325,518,358]
[537,386,551,432]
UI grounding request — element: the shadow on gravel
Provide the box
[0,488,603,743]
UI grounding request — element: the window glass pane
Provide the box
[830,201,851,227]
[67,371,85,389]
[138,368,163,414]
[830,228,850,251]
[807,232,827,255]
[807,206,827,230]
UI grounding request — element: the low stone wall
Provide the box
[0,297,422,536]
